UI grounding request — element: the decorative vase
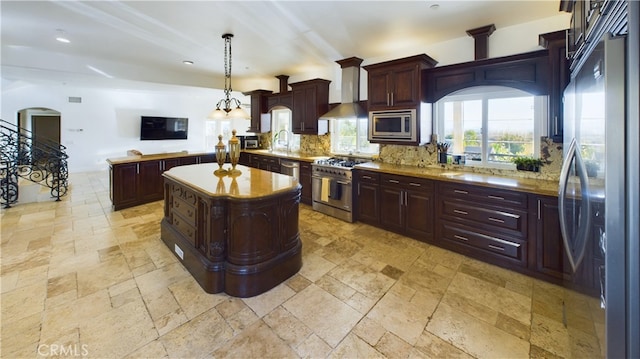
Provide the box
[228,129,241,175]
[214,134,228,175]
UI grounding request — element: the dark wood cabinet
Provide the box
[250,154,280,173]
[299,161,312,205]
[355,170,381,225]
[435,182,528,268]
[243,89,273,133]
[138,160,164,202]
[532,195,601,294]
[110,162,140,210]
[379,174,434,242]
[108,153,215,210]
[540,30,569,143]
[266,92,293,111]
[424,50,549,103]
[364,54,437,111]
[289,79,331,135]
[238,152,251,166]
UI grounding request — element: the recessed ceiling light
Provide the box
[55,29,70,43]
[430,3,440,10]
[183,60,194,65]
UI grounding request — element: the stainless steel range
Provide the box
[312,157,367,222]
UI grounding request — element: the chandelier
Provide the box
[208,33,250,119]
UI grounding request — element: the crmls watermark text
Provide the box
[37,344,89,357]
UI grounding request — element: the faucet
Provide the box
[276,129,291,153]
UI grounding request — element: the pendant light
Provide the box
[208,33,250,120]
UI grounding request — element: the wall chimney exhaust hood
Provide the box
[319,57,366,120]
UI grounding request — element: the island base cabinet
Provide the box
[161,174,302,297]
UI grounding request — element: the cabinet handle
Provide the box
[386,93,390,106]
[453,209,468,215]
[565,29,570,59]
[454,235,469,241]
[487,195,504,200]
[409,182,421,187]
[488,244,505,251]
[488,217,505,223]
[362,175,372,180]
[388,179,400,184]
[136,163,139,174]
[554,116,559,136]
[404,191,408,205]
[454,189,468,195]
[537,199,541,220]
[390,93,394,106]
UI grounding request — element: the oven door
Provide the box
[312,175,352,211]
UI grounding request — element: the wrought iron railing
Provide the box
[0,119,69,208]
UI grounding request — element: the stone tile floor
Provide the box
[1,171,604,358]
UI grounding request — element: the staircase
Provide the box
[0,119,69,208]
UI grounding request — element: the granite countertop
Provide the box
[106,151,214,165]
[163,163,300,198]
[242,149,329,163]
[356,162,560,197]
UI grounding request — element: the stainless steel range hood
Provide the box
[319,57,367,120]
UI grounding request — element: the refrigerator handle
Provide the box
[558,138,592,272]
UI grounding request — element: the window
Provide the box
[435,86,546,168]
[271,108,299,151]
[205,119,231,150]
[331,116,379,155]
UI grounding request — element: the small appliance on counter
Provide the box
[244,136,259,149]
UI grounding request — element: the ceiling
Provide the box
[1,1,565,92]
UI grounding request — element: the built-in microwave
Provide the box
[368,109,417,142]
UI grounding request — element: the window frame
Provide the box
[330,116,379,156]
[434,86,547,169]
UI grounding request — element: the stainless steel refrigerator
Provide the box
[560,25,639,358]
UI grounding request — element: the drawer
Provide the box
[356,171,380,184]
[441,200,526,236]
[381,174,434,190]
[439,222,525,264]
[172,196,196,225]
[170,184,197,206]
[172,212,197,246]
[438,182,527,208]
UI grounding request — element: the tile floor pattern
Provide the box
[1,171,605,358]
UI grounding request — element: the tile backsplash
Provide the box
[265,133,563,181]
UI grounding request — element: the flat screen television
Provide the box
[140,116,188,140]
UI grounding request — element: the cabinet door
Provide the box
[299,162,312,204]
[163,158,180,172]
[391,65,420,107]
[535,196,569,278]
[380,185,404,232]
[357,183,380,224]
[138,160,163,202]
[111,163,139,210]
[239,152,251,166]
[368,70,392,109]
[291,88,307,133]
[179,156,198,166]
[405,188,434,241]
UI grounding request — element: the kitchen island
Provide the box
[161,163,302,297]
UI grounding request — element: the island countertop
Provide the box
[355,162,560,197]
[106,151,215,165]
[162,163,300,198]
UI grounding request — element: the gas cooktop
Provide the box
[314,157,369,169]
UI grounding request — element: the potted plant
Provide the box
[512,156,544,172]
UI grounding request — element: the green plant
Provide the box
[512,156,543,172]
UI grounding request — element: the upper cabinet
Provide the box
[564,0,627,72]
[539,30,570,143]
[243,89,272,133]
[423,50,550,103]
[289,79,331,135]
[364,54,437,111]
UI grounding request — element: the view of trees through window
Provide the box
[437,87,542,167]
[331,117,379,155]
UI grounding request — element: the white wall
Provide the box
[1,13,570,173]
[1,83,250,172]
